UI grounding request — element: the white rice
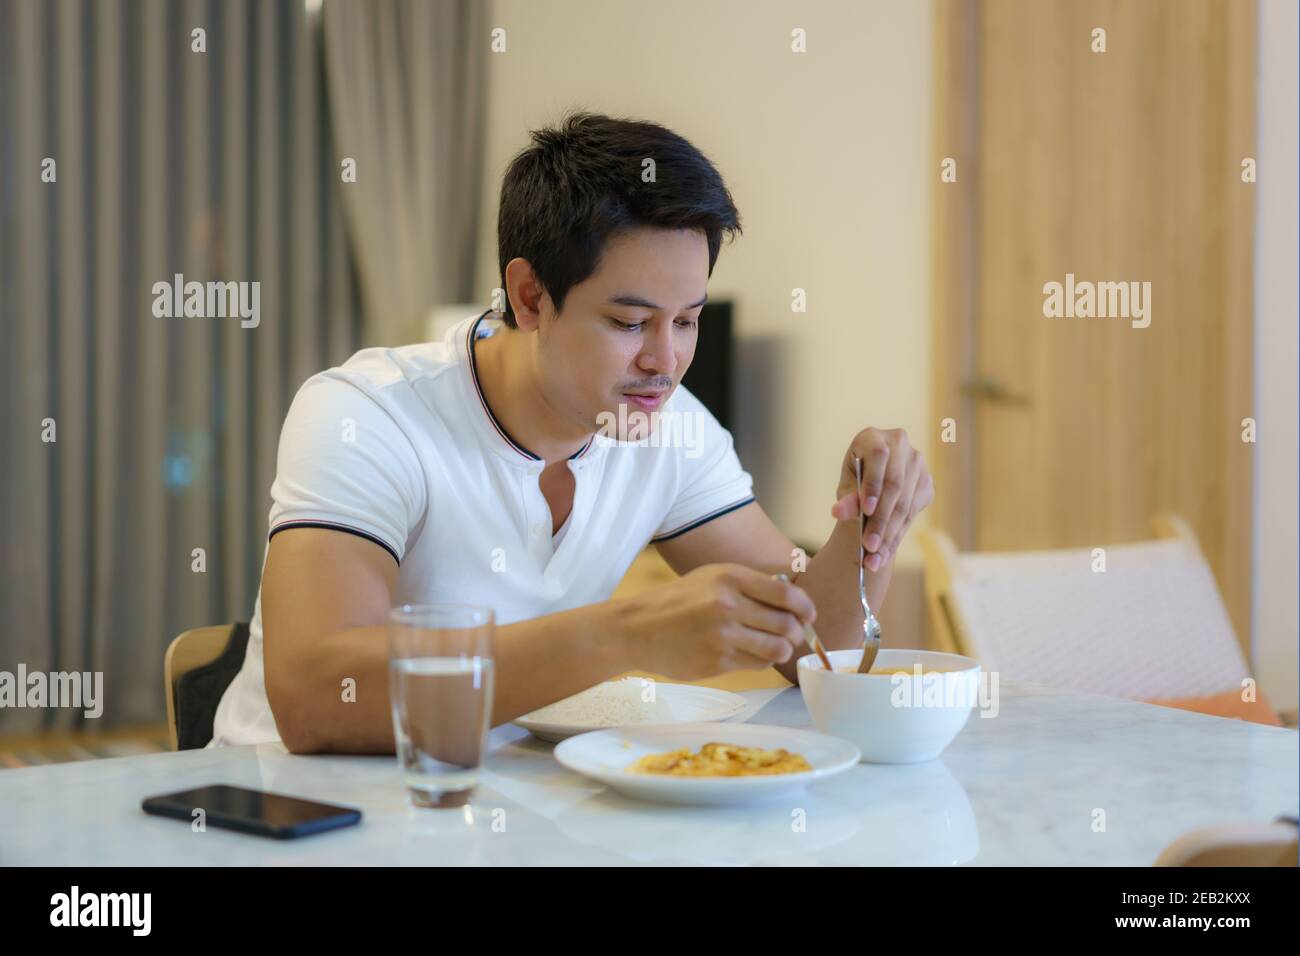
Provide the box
[523,678,672,727]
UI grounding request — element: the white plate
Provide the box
[553,722,861,806]
[513,683,747,743]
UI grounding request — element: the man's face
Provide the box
[535,227,709,437]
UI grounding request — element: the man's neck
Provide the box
[473,326,591,464]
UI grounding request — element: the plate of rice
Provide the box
[513,678,748,742]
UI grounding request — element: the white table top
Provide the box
[2,682,1295,865]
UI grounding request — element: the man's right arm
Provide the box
[262,528,817,755]
[262,527,646,754]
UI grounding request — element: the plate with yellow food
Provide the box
[553,722,860,805]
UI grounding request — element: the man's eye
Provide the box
[675,319,697,328]
[611,318,644,332]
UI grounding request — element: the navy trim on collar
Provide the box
[466,312,542,461]
[466,311,597,464]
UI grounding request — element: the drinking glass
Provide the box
[388,604,495,808]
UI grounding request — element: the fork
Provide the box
[855,456,883,673]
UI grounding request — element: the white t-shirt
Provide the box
[209,310,755,747]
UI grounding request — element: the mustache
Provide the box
[617,377,674,392]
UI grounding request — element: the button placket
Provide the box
[523,464,550,554]
[544,457,589,577]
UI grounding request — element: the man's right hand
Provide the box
[622,563,817,680]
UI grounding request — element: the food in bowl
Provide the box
[626,742,812,777]
[800,649,982,764]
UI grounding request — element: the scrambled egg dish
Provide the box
[626,741,812,777]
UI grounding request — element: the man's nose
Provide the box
[637,321,677,378]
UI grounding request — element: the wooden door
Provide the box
[932,0,1257,652]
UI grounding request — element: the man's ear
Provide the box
[504,257,546,331]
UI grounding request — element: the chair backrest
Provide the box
[1155,820,1299,866]
[918,515,1250,700]
[164,624,240,750]
[918,529,965,656]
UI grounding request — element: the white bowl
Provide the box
[797,648,981,763]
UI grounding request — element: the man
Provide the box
[210,111,933,752]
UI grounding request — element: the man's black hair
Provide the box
[495,110,742,328]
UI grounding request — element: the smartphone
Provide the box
[142,784,362,839]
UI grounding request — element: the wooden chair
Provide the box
[163,624,243,750]
[1155,819,1299,866]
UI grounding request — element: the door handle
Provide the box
[960,375,1030,405]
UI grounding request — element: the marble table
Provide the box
[1,681,1295,865]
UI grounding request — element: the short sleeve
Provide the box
[651,386,756,542]
[267,373,426,565]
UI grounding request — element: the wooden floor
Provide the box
[0,725,172,768]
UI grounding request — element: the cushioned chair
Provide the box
[917,515,1282,725]
[163,622,250,750]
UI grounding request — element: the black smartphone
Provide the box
[142,784,362,839]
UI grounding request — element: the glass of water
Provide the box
[388,604,495,809]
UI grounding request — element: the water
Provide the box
[390,657,495,808]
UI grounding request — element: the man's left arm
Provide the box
[655,427,932,684]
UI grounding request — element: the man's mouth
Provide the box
[620,390,667,412]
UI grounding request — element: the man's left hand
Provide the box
[830,427,934,571]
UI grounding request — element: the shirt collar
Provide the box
[456,310,596,466]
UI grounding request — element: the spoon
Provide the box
[855,456,883,673]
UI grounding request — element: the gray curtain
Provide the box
[323,0,487,345]
[0,0,363,733]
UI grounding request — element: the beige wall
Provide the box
[475,0,935,563]
[474,0,1296,706]
[1253,0,1298,712]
